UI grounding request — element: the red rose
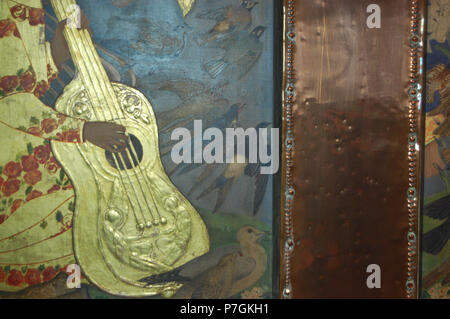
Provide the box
[9,5,27,21]
[41,118,58,134]
[2,179,20,197]
[10,199,23,214]
[33,80,48,97]
[20,70,36,92]
[0,19,19,39]
[47,184,60,194]
[26,190,42,202]
[24,269,41,286]
[0,268,5,283]
[0,176,4,188]
[47,64,58,84]
[6,269,24,286]
[56,114,67,125]
[34,144,51,164]
[62,184,73,190]
[3,161,22,178]
[28,126,42,137]
[24,169,41,186]
[21,155,38,172]
[57,130,81,143]
[28,8,45,26]
[0,75,19,94]
[45,157,60,175]
[42,266,57,282]
[0,214,6,225]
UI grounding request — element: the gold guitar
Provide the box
[49,0,209,297]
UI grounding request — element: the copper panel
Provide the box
[281,0,426,298]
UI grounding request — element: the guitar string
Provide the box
[66,0,164,226]
[51,2,146,227]
[56,10,145,227]
[65,26,150,228]
[77,28,162,225]
[56,0,156,226]
[79,29,165,224]
[56,0,165,226]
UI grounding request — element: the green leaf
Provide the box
[0,90,6,97]
[21,266,27,274]
[0,166,2,174]
[422,290,431,299]
[68,201,75,212]
[27,142,33,155]
[1,199,6,205]
[15,154,22,161]
[8,198,12,206]
[59,169,65,181]
[17,126,27,131]
[38,264,45,272]
[56,179,61,186]
[43,140,50,145]
[16,85,24,92]
[55,265,60,271]
[16,68,24,76]
[25,186,33,196]
[4,266,10,273]
[30,117,40,125]
[63,180,70,186]
[56,210,63,222]
[40,220,47,229]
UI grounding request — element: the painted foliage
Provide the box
[422,0,450,299]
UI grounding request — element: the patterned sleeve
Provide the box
[0,15,85,143]
[0,92,85,143]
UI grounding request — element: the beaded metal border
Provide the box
[406,0,424,299]
[282,0,295,299]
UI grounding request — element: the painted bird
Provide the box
[192,122,271,215]
[423,194,450,255]
[138,226,268,299]
[196,0,259,47]
[162,102,245,164]
[153,79,229,133]
[203,26,266,79]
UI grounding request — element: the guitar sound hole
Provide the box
[105,134,144,170]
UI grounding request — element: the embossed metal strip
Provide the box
[281,0,296,299]
[406,0,426,299]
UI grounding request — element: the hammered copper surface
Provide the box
[281,0,425,298]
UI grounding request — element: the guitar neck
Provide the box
[50,0,119,121]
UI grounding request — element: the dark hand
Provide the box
[51,10,93,66]
[83,122,128,153]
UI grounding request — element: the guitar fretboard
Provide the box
[50,0,120,121]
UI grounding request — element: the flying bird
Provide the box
[203,26,266,79]
[192,122,272,215]
[162,102,245,164]
[139,226,268,299]
[196,0,259,47]
[153,79,229,134]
